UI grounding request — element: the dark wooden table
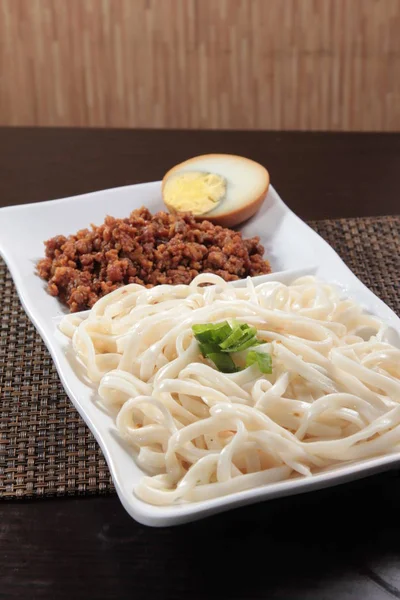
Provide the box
[1,127,400,600]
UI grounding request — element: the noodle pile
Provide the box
[60,274,400,505]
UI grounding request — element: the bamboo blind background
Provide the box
[1,0,400,131]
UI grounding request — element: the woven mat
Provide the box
[0,215,399,499]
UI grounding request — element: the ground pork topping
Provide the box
[37,207,271,312]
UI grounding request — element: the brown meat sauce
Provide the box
[37,207,271,312]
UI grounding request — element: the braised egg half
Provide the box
[162,154,270,228]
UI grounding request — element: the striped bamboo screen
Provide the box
[1,0,400,131]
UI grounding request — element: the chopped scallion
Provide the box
[206,352,238,373]
[245,351,272,374]
[192,322,272,375]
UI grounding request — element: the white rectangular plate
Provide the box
[1,182,399,527]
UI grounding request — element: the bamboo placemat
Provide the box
[0,215,399,499]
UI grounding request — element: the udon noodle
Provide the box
[60,274,400,505]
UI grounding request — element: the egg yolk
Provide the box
[163,171,226,215]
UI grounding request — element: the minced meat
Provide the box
[37,207,271,312]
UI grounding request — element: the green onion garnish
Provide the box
[222,329,257,353]
[198,341,221,356]
[219,324,252,350]
[245,350,273,374]
[206,353,238,373]
[192,321,272,374]
[192,321,232,344]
